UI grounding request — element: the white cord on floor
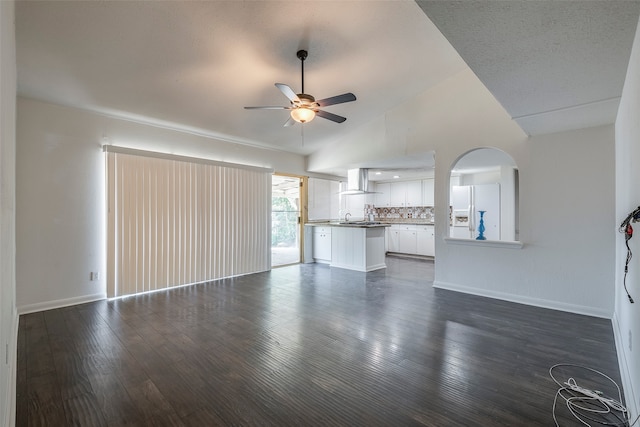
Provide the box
[550,363,640,427]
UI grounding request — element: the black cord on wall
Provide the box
[619,206,640,304]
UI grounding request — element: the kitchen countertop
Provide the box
[306,221,391,228]
[306,221,433,227]
[381,221,435,226]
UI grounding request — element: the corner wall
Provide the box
[0,1,17,426]
[16,97,308,312]
[614,14,640,420]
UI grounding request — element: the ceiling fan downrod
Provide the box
[297,50,307,94]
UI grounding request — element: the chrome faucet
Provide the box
[344,212,351,222]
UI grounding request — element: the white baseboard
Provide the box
[17,292,106,315]
[433,280,612,319]
[611,312,639,421]
[2,313,18,427]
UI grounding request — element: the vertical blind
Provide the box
[106,147,271,298]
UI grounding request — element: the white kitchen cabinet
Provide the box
[375,182,390,207]
[308,178,340,221]
[313,226,332,263]
[308,178,327,220]
[389,182,407,206]
[389,180,423,207]
[398,226,417,253]
[422,178,434,206]
[406,181,422,206]
[416,225,435,256]
[387,227,400,252]
[387,224,433,256]
[387,225,417,253]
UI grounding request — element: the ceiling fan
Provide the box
[244,50,356,126]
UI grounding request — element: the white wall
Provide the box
[437,125,615,317]
[614,14,640,420]
[309,67,616,318]
[0,1,17,426]
[308,69,529,173]
[16,97,309,312]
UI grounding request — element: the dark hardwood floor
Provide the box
[17,256,622,426]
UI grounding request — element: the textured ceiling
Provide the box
[417,0,640,135]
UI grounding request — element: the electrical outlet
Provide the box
[90,272,100,281]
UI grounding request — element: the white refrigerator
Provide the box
[451,184,501,240]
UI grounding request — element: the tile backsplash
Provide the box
[366,205,435,221]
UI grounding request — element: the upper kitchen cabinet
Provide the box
[375,182,390,207]
[406,181,422,206]
[422,178,434,206]
[389,181,407,206]
[389,180,423,207]
[308,177,340,221]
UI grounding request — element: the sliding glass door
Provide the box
[271,174,302,267]
[105,147,271,298]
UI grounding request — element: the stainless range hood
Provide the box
[341,168,378,195]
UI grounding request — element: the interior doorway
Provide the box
[271,174,302,267]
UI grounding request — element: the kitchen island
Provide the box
[306,222,389,272]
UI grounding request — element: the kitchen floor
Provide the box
[17,257,622,426]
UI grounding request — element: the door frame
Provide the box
[271,172,307,267]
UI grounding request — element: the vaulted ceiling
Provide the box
[15,1,640,164]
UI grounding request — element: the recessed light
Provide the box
[375,172,382,175]
[393,175,400,179]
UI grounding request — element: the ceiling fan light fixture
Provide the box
[290,107,316,123]
[244,50,355,125]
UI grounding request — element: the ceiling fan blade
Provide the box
[275,83,300,103]
[316,109,347,123]
[283,116,296,127]
[316,93,356,107]
[244,106,291,110]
